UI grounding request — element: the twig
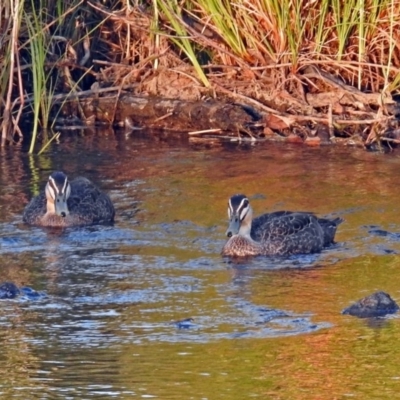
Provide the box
[11,32,24,138]
[79,33,91,66]
[188,128,222,135]
[14,84,139,106]
[328,104,334,141]
[287,114,392,125]
[380,137,400,143]
[154,112,173,122]
[213,82,280,114]
[1,0,21,146]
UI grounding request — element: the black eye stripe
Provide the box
[238,201,249,221]
[48,177,59,196]
[228,196,250,221]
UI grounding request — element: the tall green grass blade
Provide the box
[26,0,62,153]
[157,0,209,87]
[195,0,247,57]
[38,131,61,155]
[25,4,47,154]
[152,0,160,70]
[314,0,330,54]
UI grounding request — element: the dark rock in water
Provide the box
[0,282,20,299]
[19,286,42,299]
[368,228,390,237]
[173,317,195,329]
[0,282,45,300]
[342,291,399,318]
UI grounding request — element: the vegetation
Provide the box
[1,0,400,151]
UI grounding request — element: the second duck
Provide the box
[222,194,342,257]
[23,171,115,227]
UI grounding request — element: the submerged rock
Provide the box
[342,291,399,318]
[0,282,20,299]
[0,282,45,300]
[172,318,195,329]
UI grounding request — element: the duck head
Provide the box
[226,194,253,238]
[45,171,71,217]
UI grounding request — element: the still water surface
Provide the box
[1,131,400,398]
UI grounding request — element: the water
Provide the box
[1,131,400,398]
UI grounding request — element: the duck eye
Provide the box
[244,200,249,207]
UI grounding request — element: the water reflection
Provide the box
[1,130,400,398]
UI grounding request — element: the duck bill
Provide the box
[54,194,70,217]
[226,216,240,237]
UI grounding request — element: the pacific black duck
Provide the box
[23,171,115,227]
[222,194,343,257]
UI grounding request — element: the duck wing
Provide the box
[68,177,115,223]
[22,192,47,224]
[251,211,326,255]
[250,211,311,240]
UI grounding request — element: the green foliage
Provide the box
[195,0,246,56]
[25,0,51,153]
[156,0,210,87]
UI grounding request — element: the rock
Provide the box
[0,282,45,300]
[173,318,195,329]
[342,291,399,318]
[0,282,20,299]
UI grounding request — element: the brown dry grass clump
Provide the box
[2,0,400,151]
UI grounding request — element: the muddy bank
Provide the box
[50,67,400,152]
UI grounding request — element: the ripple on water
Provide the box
[4,140,400,399]
[0,213,353,347]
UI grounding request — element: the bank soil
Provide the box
[57,67,400,151]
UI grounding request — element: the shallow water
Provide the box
[1,131,400,398]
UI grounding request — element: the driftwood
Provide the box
[303,66,393,110]
[75,92,393,144]
[79,94,262,136]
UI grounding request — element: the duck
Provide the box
[222,194,343,257]
[23,171,115,227]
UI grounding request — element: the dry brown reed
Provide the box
[1,0,400,148]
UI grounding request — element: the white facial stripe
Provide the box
[238,198,249,221]
[48,176,70,200]
[228,196,250,221]
[48,177,59,199]
[61,177,69,196]
[228,199,234,217]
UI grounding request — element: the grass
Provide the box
[0,0,24,145]
[156,0,210,87]
[25,0,54,153]
[1,0,400,148]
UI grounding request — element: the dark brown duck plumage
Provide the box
[23,171,115,227]
[222,194,343,257]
